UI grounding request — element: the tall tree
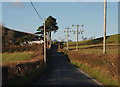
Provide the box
[35,16,59,48]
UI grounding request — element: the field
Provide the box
[1,52,33,63]
[1,44,43,63]
[63,34,119,54]
[60,34,119,85]
[64,34,119,46]
[2,44,46,86]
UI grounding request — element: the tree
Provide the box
[7,30,15,45]
[35,16,59,48]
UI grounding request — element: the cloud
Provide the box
[2,0,24,8]
[13,2,23,7]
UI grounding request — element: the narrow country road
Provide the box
[33,45,102,86]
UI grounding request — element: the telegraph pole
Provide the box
[77,25,79,51]
[66,28,69,50]
[44,18,46,63]
[72,25,83,51]
[103,0,107,54]
[47,32,49,48]
[64,28,71,50]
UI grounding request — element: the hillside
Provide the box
[66,34,120,46]
[1,26,38,46]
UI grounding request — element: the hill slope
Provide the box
[1,26,36,46]
[68,34,120,46]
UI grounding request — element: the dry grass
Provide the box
[1,52,33,63]
[2,44,45,86]
[60,41,119,85]
[65,49,118,85]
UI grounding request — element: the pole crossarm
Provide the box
[72,24,84,51]
[64,27,72,50]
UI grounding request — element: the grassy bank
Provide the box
[2,52,33,63]
[7,64,46,85]
[64,43,119,51]
[59,34,119,86]
[2,44,46,86]
[63,50,118,85]
[63,34,120,46]
[71,60,118,85]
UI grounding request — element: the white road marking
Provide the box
[65,57,103,86]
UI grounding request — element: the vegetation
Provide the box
[36,16,59,36]
[65,50,118,85]
[7,64,46,85]
[2,52,33,63]
[70,61,118,85]
[59,34,119,86]
[63,34,119,53]
[2,44,42,53]
[36,16,59,47]
[64,34,120,46]
[2,44,45,86]
[2,26,38,47]
[64,43,118,53]
[2,44,43,62]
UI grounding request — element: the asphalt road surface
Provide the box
[33,45,102,86]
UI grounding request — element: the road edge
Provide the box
[65,57,103,86]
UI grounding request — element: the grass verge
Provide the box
[70,60,118,85]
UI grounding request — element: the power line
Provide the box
[30,0,43,20]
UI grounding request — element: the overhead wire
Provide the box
[30,0,43,20]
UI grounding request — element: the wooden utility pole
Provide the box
[67,30,69,50]
[72,25,83,51]
[64,28,71,50]
[44,18,46,63]
[47,32,49,48]
[76,25,79,51]
[50,31,51,48]
[103,0,107,54]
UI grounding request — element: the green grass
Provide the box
[0,53,1,63]
[1,52,33,63]
[73,49,118,54]
[61,34,119,86]
[106,34,120,43]
[71,60,118,85]
[64,34,120,45]
[64,42,118,54]
[65,43,118,49]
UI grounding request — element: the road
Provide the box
[33,45,102,86]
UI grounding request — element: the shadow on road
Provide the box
[33,44,101,86]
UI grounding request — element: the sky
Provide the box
[2,1,118,41]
